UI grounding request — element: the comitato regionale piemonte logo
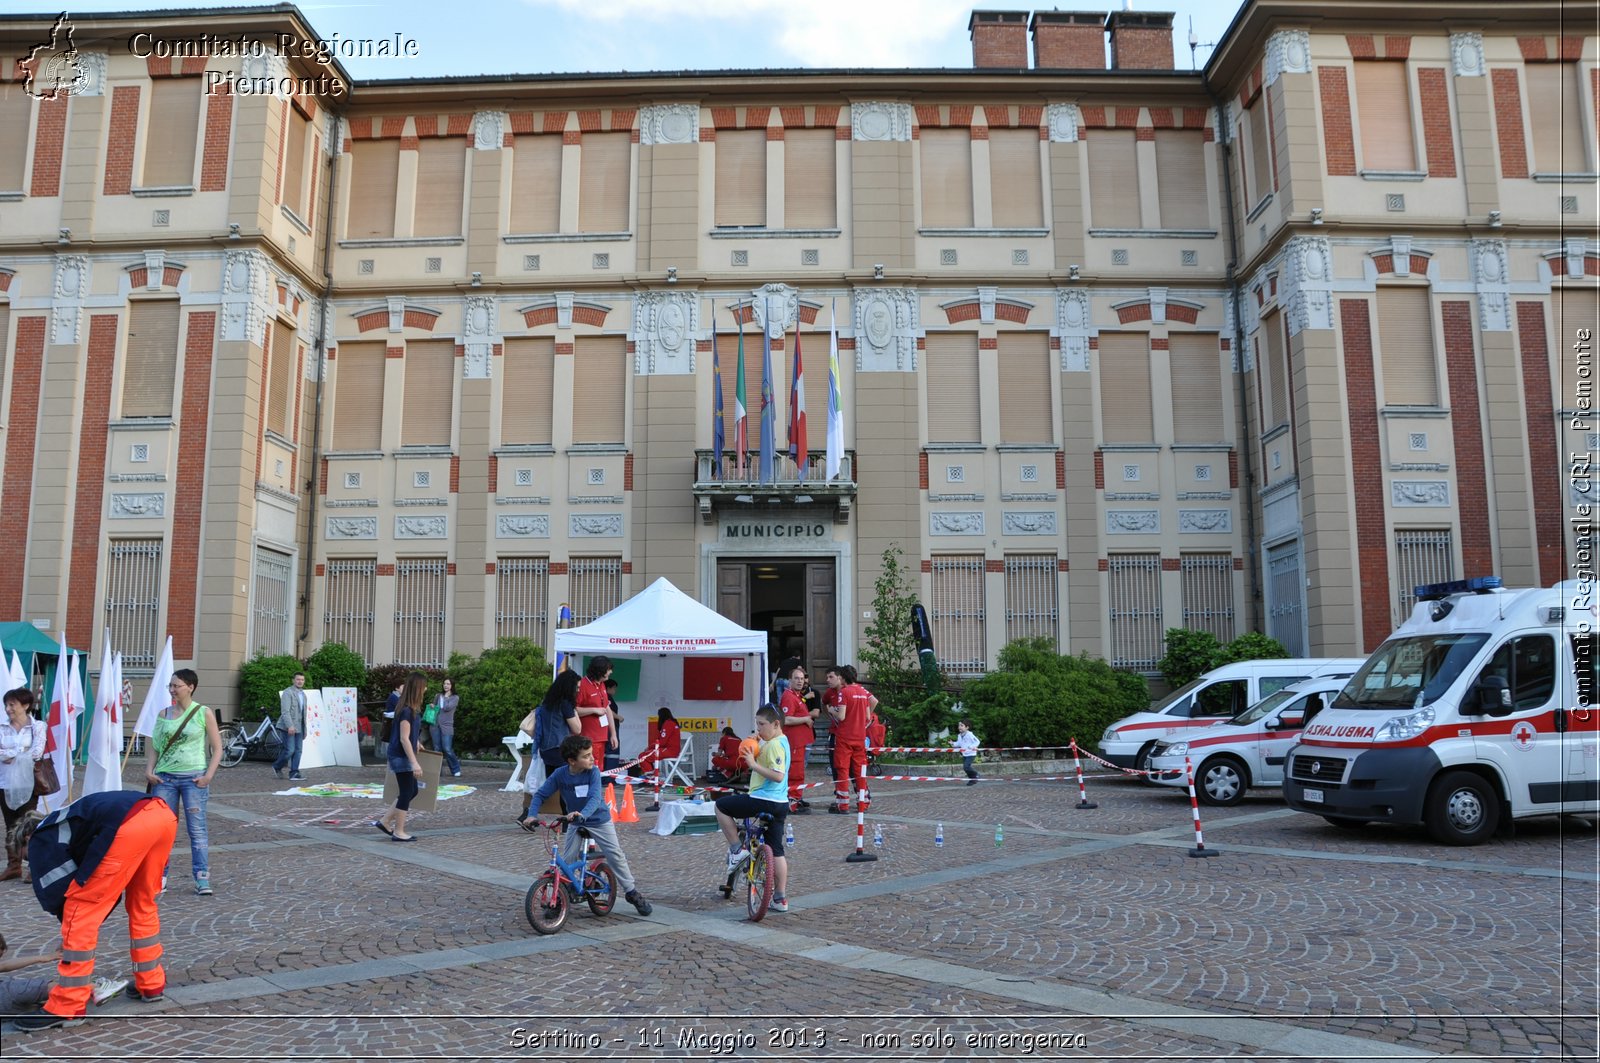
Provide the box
[22,13,87,100]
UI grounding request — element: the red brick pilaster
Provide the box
[66,316,119,647]
[1318,67,1356,176]
[449,456,460,493]
[274,99,288,203]
[623,453,634,491]
[1441,303,1492,576]
[918,452,929,490]
[104,85,140,195]
[1491,69,1528,178]
[1055,451,1066,489]
[199,85,233,192]
[0,318,46,616]
[1416,68,1456,178]
[1093,450,1105,489]
[487,455,498,493]
[1341,299,1391,652]
[168,312,216,659]
[1517,302,1564,583]
[29,95,67,197]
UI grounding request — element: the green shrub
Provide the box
[449,637,551,751]
[1158,629,1224,689]
[305,642,367,696]
[237,652,304,722]
[1219,631,1290,664]
[960,639,1149,749]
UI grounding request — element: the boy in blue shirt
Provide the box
[714,705,792,913]
[521,735,653,916]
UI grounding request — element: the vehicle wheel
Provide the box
[585,860,617,917]
[1425,770,1500,846]
[1197,755,1248,807]
[1322,816,1370,830]
[259,730,284,765]
[218,726,246,768]
[745,844,774,922]
[1135,743,1160,786]
[525,872,569,934]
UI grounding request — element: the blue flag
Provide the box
[759,311,775,483]
[553,603,573,677]
[711,302,724,479]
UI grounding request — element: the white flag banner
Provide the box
[40,635,74,813]
[826,300,844,482]
[133,636,175,739]
[5,650,25,694]
[82,633,124,796]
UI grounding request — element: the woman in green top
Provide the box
[143,668,223,895]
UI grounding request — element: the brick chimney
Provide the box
[1106,10,1176,70]
[970,10,1030,69]
[1031,11,1107,70]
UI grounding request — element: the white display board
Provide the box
[299,686,362,769]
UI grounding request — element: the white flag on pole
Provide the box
[133,636,175,739]
[825,300,845,482]
[40,635,74,813]
[5,650,25,693]
[82,632,124,796]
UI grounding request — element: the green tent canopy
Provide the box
[0,622,95,761]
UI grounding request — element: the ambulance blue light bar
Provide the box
[1414,576,1502,602]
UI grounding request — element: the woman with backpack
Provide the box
[522,670,581,818]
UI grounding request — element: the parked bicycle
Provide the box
[218,714,285,768]
[523,820,616,934]
[717,811,775,921]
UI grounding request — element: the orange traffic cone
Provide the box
[617,778,639,823]
[604,781,617,816]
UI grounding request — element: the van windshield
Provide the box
[1149,676,1207,715]
[1332,634,1490,709]
[1231,687,1299,726]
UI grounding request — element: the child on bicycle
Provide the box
[714,705,792,913]
[520,735,653,916]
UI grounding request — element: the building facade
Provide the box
[0,2,1594,717]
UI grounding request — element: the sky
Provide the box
[8,1,1248,79]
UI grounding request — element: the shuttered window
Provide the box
[0,83,30,190]
[282,106,310,216]
[501,337,554,445]
[716,331,759,458]
[496,557,550,647]
[784,128,835,228]
[510,134,562,233]
[1259,313,1290,428]
[324,559,376,664]
[1554,289,1600,357]
[1170,333,1224,443]
[578,132,630,232]
[122,301,180,418]
[572,336,626,444]
[715,129,767,227]
[1088,130,1141,227]
[1098,332,1153,443]
[989,128,1043,228]
[1354,61,1417,171]
[1181,553,1235,642]
[1376,288,1438,406]
[401,339,455,446]
[1244,96,1273,204]
[1004,554,1059,647]
[798,333,830,444]
[997,332,1052,443]
[413,138,466,237]
[347,140,399,239]
[143,78,201,187]
[1155,130,1208,229]
[332,341,385,450]
[1526,63,1589,174]
[924,332,980,444]
[266,321,296,437]
[930,555,987,675]
[920,129,973,228]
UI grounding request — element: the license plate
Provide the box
[1303,788,1324,804]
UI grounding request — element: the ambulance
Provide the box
[1147,674,1355,805]
[1283,578,1599,845]
[1098,657,1365,775]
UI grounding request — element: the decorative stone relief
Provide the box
[1240,281,1261,338]
[51,254,89,349]
[1471,240,1511,332]
[387,296,405,333]
[633,290,698,375]
[1391,481,1450,507]
[1390,235,1413,277]
[471,111,507,151]
[497,514,551,538]
[71,51,107,96]
[395,516,448,539]
[571,514,623,537]
[463,295,496,380]
[241,51,291,98]
[1056,288,1093,372]
[850,102,913,142]
[1147,287,1168,326]
[1106,510,1160,534]
[750,283,798,340]
[977,287,997,325]
[1003,511,1057,536]
[326,517,378,540]
[142,251,164,291]
[1263,29,1311,85]
[1572,480,1600,507]
[1178,509,1233,533]
[109,492,165,518]
[556,292,574,330]
[1045,103,1081,143]
[1450,32,1485,77]
[1279,236,1334,335]
[930,512,984,536]
[853,287,919,372]
[1565,238,1588,280]
[639,104,699,146]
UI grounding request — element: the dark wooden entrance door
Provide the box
[716,558,835,684]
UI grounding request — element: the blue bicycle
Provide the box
[524,820,616,934]
[716,812,775,921]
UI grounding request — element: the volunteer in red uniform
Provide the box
[779,664,818,813]
[575,656,615,755]
[10,791,178,1030]
[825,665,878,814]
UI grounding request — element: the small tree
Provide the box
[1158,629,1225,689]
[238,652,303,722]
[1219,631,1290,664]
[858,545,932,734]
[305,641,367,694]
[450,637,551,751]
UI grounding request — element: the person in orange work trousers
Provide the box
[8,790,177,1031]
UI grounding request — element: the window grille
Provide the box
[1180,553,1235,642]
[324,559,376,663]
[1004,554,1059,648]
[1107,553,1162,671]
[252,547,293,656]
[570,557,623,625]
[105,539,163,669]
[1267,543,1305,657]
[394,558,448,668]
[931,554,986,675]
[1395,529,1454,621]
[496,558,550,649]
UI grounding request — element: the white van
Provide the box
[1098,657,1366,774]
[1283,578,1599,845]
[1148,675,1354,805]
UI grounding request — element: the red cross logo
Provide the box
[1511,723,1536,750]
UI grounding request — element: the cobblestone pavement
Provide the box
[0,758,1594,1061]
